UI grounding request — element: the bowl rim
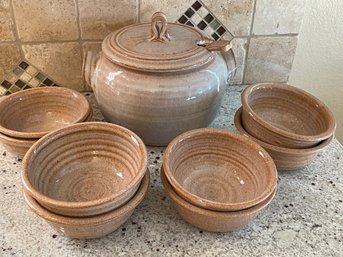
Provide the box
[161,168,277,218]
[241,83,336,142]
[0,87,91,139]
[22,172,149,225]
[163,128,277,212]
[234,107,334,154]
[21,122,148,211]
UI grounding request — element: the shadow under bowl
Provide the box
[241,83,336,149]
[23,172,149,239]
[163,128,277,212]
[234,107,333,171]
[161,168,276,232]
[0,87,91,139]
[21,122,148,217]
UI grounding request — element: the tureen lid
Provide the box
[102,12,217,72]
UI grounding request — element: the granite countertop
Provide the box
[1,85,342,257]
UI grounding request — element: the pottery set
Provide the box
[22,122,149,239]
[162,128,277,232]
[0,87,92,158]
[83,12,237,146]
[0,12,336,238]
[234,83,336,170]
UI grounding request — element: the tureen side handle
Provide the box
[82,50,101,91]
[198,39,237,84]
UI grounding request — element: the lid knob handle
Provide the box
[149,12,170,42]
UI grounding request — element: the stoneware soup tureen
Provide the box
[83,12,236,146]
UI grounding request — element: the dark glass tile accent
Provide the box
[15,80,25,88]
[197,20,207,30]
[186,21,194,27]
[217,26,226,36]
[178,15,188,24]
[13,67,24,76]
[23,85,32,90]
[52,83,59,87]
[43,78,53,86]
[1,80,12,89]
[212,32,219,40]
[5,91,11,95]
[35,72,45,81]
[192,1,202,11]
[185,8,195,18]
[19,61,29,70]
[204,13,214,23]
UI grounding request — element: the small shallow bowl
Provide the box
[235,107,333,170]
[241,83,336,149]
[161,169,276,232]
[22,122,148,217]
[23,172,149,239]
[0,108,93,158]
[0,87,91,139]
[163,128,277,212]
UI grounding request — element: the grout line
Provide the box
[8,0,25,60]
[242,0,257,85]
[137,0,140,23]
[74,0,85,91]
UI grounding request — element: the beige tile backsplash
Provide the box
[0,0,306,91]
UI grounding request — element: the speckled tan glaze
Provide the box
[0,109,92,158]
[83,12,236,146]
[162,128,277,212]
[21,122,148,217]
[23,172,149,239]
[241,83,336,149]
[161,169,276,232]
[234,107,333,170]
[0,87,91,139]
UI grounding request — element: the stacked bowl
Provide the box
[235,83,336,170]
[21,122,149,239]
[161,128,277,232]
[0,87,92,158]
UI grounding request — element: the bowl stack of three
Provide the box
[161,128,278,232]
[235,83,336,171]
[0,87,93,158]
[21,122,149,239]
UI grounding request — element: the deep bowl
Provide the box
[21,122,148,217]
[235,107,333,170]
[161,169,276,232]
[241,83,336,148]
[163,128,277,212]
[23,172,149,239]
[0,87,91,139]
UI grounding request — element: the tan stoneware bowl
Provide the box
[21,122,148,217]
[0,108,93,158]
[23,172,149,239]
[235,107,333,170]
[161,169,276,232]
[163,128,277,212]
[241,83,336,149]
[0,87,91,139]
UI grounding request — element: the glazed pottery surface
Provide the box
[21,122,148,217]
[234,107,333,170]
[161,169,276,232]
[241,83,336,148]
[23,172,149,239]
[163,128,277,212]
[0,133,36,158]
[83,12,236,146]
[0,87,91,139]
